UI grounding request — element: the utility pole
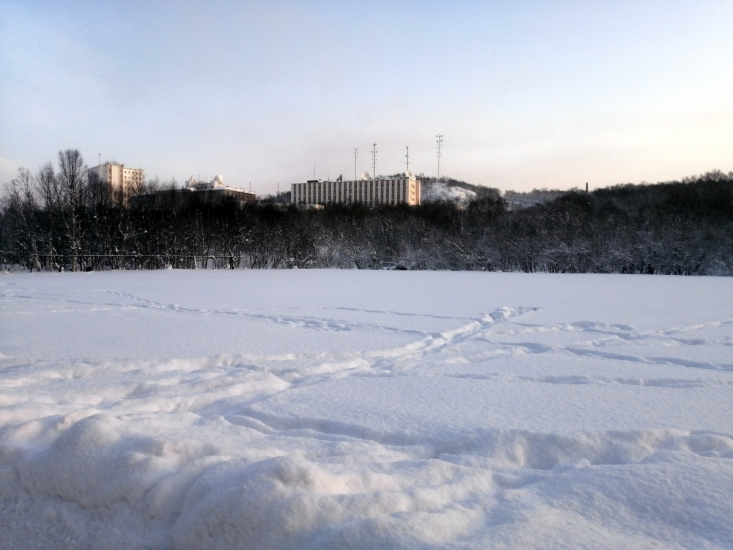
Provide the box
[405,146,409,172]
[371,143,377,179]
[353,147,358,181]
[436,134,443,180]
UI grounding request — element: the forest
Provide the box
[2,150,732,275]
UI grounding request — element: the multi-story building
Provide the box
[291,173,421,206]
[185,175,256,203]
[88,162,145,194]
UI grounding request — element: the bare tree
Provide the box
[34,162,64,270]
[57,149,87,271]
[5,168,42,271]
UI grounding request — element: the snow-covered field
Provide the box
[1,270,732,549]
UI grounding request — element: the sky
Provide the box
[1,0,732,194]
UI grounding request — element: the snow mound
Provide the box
[1,271,732,548]
[421,180,477,205]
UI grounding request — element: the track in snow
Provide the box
[1,271,732,549]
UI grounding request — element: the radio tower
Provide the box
[371,143,377,179]
[405,146,410,172]
[436,134,443,181]
[353,147,358,181]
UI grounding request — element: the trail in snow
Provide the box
[0,271,732,549]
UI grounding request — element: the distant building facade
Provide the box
[185,175,256,203]
[291,173,421,206]
[88,162,145,194]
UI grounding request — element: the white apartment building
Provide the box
[292,173,421,206]
[88,162,145,194]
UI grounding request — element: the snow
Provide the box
[420,181,477,205]
[1,270,732,549]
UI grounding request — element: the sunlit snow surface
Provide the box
[1,270,732,549]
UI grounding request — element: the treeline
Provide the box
[2,150,732,274]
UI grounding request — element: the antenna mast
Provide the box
[371,143,377,179]
[353,147,358,181]
[98,153,101,166]
[436,134,443,180]
[405,146,409,172]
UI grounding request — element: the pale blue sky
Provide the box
[1,0,731,193]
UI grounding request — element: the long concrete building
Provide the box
[292,173,421,206]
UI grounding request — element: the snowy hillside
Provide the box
[420,180,477,205]
[1,271,732,549]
